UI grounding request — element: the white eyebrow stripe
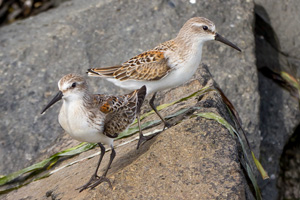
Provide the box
[191,23,205,27]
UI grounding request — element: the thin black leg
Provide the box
[136,114,159,149]
[137,114,144,149]
[149,92,170,130]
[89,145,116,189]
[93,143,105,175]
[101,146,115,177]
[76,143,112,192]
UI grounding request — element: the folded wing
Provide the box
[88,50,172,81]
[93,86,146,138]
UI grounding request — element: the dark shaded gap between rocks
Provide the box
[278,124,300,199]
[255,4,300,200]
[254,4,284,200]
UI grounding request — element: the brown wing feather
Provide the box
[88,50,172,81]
[93,86,146,138]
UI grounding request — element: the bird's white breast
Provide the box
[58,99,112,145]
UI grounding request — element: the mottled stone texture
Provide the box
[0,0,260,199]
[2,66,250,199]
[0,0,256,176]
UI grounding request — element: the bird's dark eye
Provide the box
[71,82,76,88]
[202,25,208,31]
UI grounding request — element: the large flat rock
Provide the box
[2,68,252,199]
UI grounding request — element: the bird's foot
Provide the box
[76,175,112,192]
[137,132,161,149]
[162,121,172,131]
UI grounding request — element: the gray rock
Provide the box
[257,73,300,199]
[254,0,300,78]
[2,69,254,199]
[253,1,300,199]
[0,0,257,177]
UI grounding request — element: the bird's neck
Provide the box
[174,36,204,64]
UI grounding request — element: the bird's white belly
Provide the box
[58,101,112,145]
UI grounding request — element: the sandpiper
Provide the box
[41,74,146,192]
[87,17,241,141]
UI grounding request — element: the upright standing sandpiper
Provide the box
[87,17,241,148]
[41,73,146,192]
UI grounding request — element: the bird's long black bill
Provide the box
[215,33,241,52]
[41,91,63,114]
